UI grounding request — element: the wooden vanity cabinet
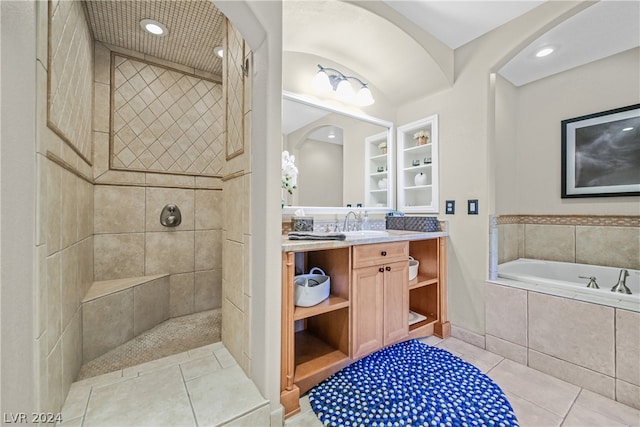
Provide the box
[351,241,409,359]
[281,237,449,418]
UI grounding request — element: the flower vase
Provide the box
[418,136,428,146]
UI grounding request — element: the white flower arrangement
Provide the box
[413,130,428,140]
[282,150,298,195]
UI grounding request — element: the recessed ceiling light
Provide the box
[140,19,168,36]
[535,47,555,58]
[214,46,224,58]
[622,127,634,132]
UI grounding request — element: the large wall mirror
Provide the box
[282,92,394,214]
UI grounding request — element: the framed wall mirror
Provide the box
[282,92,395,214]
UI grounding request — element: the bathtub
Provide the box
[497,258,640,312]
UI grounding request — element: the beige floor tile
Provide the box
[437,337,504,372]
[221,404,270,426]
[84,365,195,427]
[188,341,224,359]
[487,359,580,417]
[58,416,83,427]
[572,389,640,426]
[562,405,626,427]
[505,392,563,427]
[214,346,239,368]
[186,365,268,426]
[419,335,443,346]
[60,382,92,422]
[284,409,323,427]
[179,354,222,381]
[122,351,191,377]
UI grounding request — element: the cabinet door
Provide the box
[351,265,384,359]
[383,261,409,346]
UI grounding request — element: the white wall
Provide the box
[508,47,640,215]
[1,0,37,415]
[396,2,594,335]
[297,139,343,207]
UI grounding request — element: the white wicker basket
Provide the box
[294,267,331,307]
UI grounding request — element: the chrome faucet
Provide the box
[343,211,359,232]
[611,269,631,294]
[579,276,599,289]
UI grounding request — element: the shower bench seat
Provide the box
[82,274,170,364]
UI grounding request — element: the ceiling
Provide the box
[82,0,639,109]
[83,0,225,76]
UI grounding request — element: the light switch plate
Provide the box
[468,199,478,215]
[445,200,455,214]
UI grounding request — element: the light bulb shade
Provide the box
[312,70,332,93]
[335,79,355,102]
[355,86,374,106]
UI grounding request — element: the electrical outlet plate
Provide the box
[468,199,478,215]
[445,200,455,214]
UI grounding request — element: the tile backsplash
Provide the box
[497,215,640,269]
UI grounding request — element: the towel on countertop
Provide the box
[288,232,346,241]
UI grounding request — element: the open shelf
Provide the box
[293,295,349,321]
[397,115,438,213]
[409,314,437,330]
[409,276,438,290]
[294,330,351,394]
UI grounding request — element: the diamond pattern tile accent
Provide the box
[48,0,94,164]
[111,55,224,177]
[225,21,245,160]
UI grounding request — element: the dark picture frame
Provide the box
[561,104,640,198]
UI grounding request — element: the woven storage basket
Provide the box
[385,216,405,230]
[404,216,439,232]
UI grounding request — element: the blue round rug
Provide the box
[309,340,519,427]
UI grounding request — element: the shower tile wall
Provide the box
[497,215,640,269]
[93,185,222,317]
[35,0,94,414]
[221,20,253,375]
[92,42,224,317]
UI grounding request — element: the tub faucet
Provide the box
[579,276,599,289]
[611,269,631,294]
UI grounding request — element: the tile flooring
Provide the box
[59,336,639,426]
[58,342,269,426]
[286,336,640,427]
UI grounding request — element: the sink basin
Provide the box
[343,230,389,239]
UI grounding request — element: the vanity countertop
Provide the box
[281,230,448,252]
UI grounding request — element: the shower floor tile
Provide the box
[78,309,221,380]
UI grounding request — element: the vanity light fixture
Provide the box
[140,19,168,36]
[535,46,555,58]
[214,46,224,58]
[312,64,375,106]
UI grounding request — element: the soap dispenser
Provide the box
[361,211,370,231]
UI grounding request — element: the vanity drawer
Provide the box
[352,241,409,268]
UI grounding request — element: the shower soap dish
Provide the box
[294,267,331,307]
